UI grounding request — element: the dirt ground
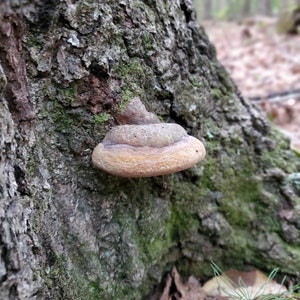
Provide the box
[202,17,300,152]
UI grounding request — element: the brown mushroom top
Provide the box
[116,97,160,125]
[102,123,187,147]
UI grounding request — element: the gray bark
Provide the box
[242,0,252,17]
[203,0,213,19]
[1,0,300,299]
[258,0,272,16]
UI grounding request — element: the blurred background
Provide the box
[193,0,300,151]
[194,0,300,21]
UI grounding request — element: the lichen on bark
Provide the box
[0,0,300,299]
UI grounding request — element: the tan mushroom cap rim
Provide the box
[92,133,206,177]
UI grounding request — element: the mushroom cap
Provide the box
[92,123,206,177]
[102,123,187,147]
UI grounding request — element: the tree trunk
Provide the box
[242,0,252,17]
[257,0,272,16]
[1,0,300,299]
[203,0,213,19]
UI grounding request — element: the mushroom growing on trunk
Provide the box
[92,98,206,177]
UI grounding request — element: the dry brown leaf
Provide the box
[159,266,206,300]
[203,269,287,298]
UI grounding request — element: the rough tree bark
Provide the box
[0,0,300,299]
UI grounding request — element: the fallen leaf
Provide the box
[203,269,287,299]
[159,266,206,300]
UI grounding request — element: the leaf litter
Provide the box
[149,266,299,300]
[203,17,300,152]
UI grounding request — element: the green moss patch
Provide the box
[113,60,146,110]
[50,101,72,132]
[94,113,110,124]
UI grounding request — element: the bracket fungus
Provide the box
[92,98,206,177]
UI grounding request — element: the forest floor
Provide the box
[154,265,299,300]
[203,17,300,152]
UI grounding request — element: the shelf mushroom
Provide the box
[92,98,206,177]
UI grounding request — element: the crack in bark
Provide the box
[0,13,35,123]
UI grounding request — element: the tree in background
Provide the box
[194,0,300,21]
